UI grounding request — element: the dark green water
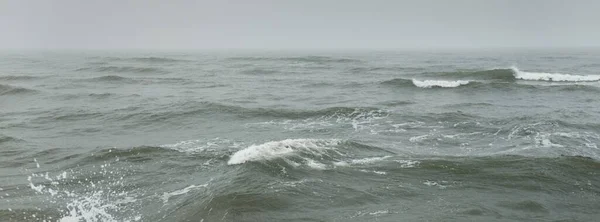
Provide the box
[1,49,599,221]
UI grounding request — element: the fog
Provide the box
[1,0,599,49]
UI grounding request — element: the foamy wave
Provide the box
[511,67,600,82]
[161,184,208,204]
[411,79,471,88]
[160,138,243,153]
[227,139,340,165]
[27,160,141,222]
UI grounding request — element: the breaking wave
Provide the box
[381,78,474,88]
[228,139,341,165]
[383,67,600,90]
[511,67,600,82]
[412,79,471,88]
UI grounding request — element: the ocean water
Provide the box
[1,49,599,221]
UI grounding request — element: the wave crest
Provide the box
[412,79,471,88]
[227,139,341,165]
[511,67,600,82]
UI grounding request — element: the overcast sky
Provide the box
[1,0,599,49]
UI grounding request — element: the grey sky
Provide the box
[1,0,599,49]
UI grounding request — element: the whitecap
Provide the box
[227,139,340,165]
[411,79,471,88]
[511,66,600,82]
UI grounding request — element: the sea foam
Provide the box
[511,66,600,82]
[411,79,471,88]
[227,139,340,165]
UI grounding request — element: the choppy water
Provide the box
[1,49,599,221]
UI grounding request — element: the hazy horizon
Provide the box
[1,0,599,50]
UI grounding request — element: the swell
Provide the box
[178,154,600,221]
[423,68,516,81]
[102,57,189,63]
[75,66,165,74]
[0,84,38,95]
[0,75,44,81]
[0,135,23,144]
[226,56,361,63]
[382,67,600,91]
[416,67,600,83]
[29,102,386,126]
[153,102,387,120]
[85,75,138,83]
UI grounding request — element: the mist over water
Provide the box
[1,49,600,221]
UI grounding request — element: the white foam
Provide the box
[412,79,470,88]
[395,160,420,168]
[423,180,447,189]
[227,139,340,165]
[161,138,241,153]
[27,162,141,222]
[162,184,208,204]
[511,66,600,82]
[304,158,328,170]
[349,156,391,165]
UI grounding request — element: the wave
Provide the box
[381,78,473,88]
[412,79,471,88]
[383,67,600,90]
[0,84,37,95]
[129,57,189,63]
[424,68,516,81]
[88,75,137,83]
[348,66,426,73]
[0,75,44,81]
[228,139,341,165]
[240,68,280,75]
[101,56,189,63]
[227,56,361,64]
[177,102,387,120]
[511,67,600,82]
[0,135,23,144]
[227,139,396,170]
[75,66,165,74]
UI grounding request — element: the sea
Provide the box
[1,49,599,221]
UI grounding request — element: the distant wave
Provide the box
[419,67,600,82]
[101,57,189,63]
[30,102,387,126]
[87,75,137,83]
[129,57,189,63]
[381,78,474,88]
[348,66,426,73]
[511,67,600,82]
[0,75,44,81]
[179,102,387,120]
[0,84,37,95]
[421,68,515,81]
[227,56,361,64]
[240,68,280,75]
[75,66,165,74]
[0,135,23,144]
[412,79,471,88]
[382,67,600,90]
